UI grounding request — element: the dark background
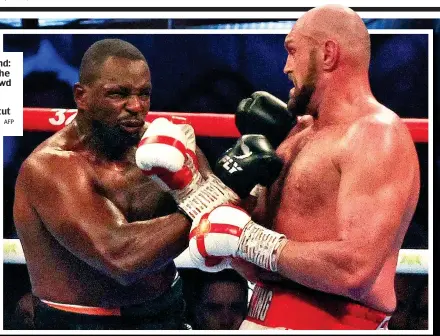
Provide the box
[1,17,434,330]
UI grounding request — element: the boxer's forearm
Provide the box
[276,239,376,299]
[104,212,190,285]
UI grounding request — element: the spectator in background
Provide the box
[181,269,249,330]
[13,293,37,330]
[389,274,428,330]
[23,71,76,108]
[411,283,428,330]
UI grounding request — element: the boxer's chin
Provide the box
[93,121,141,149]
[120,129,142,147]
[287,98,298,114]
[287,97,308,116]
[287,85,314,116]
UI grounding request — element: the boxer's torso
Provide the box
[263,109,419,313]
[14,125,179,307]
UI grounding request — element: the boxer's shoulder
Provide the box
[20,143,94,190]
[344,108,403,146]
[337,107,412,168]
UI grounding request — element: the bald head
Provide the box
[294,5,371,68]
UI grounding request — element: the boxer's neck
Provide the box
[313,71,374,128]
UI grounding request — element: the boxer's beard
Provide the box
[287,50,317,117]
[91,120,141,159]
[287,84,315,116]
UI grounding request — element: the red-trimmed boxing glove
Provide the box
[188,204,288,272]
[135,117,240,219]
[136,117,200,192]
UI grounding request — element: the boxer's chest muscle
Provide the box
[283,136,340,212]
[94,163,173,221]
[271,128,341,220]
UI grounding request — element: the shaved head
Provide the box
[293,4,371,69]
[283,5,373,117]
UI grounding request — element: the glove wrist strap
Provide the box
[236,221,287,272]
[178,174,240,219]
[170,170,204,201]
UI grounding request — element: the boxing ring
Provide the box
[3,108,430,275]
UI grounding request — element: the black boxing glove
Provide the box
[236,91,297,148]
[214,134,283,199]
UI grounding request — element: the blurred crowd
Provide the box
[5,269,428,330]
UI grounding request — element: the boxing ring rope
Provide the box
[3,108,430,275]
[3,239,428,274]
[22,108,428,142]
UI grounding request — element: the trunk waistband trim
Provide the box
[40,299,122,316]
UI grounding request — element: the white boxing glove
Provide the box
[192,256,232,273]
[136,117,240,219]
[188,204,287,272]
[136,117,202,193]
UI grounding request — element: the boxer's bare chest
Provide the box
[268,125,344,238]
[89,156,175,221]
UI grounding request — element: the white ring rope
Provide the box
[3,239,428,275]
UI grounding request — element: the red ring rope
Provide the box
[23,107,428,143]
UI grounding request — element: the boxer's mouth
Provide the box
[120,119,145,132]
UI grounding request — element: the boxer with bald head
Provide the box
[284,4,372,117]
[13,38,211,330]
[186,5,421,330]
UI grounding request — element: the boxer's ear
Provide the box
[322,39,339,71]
[73,83,87,110]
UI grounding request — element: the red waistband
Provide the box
[41,299,121,316]
[245,283,391,330]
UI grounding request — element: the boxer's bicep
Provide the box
[23,155,130,276]
[337,124,416,271]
